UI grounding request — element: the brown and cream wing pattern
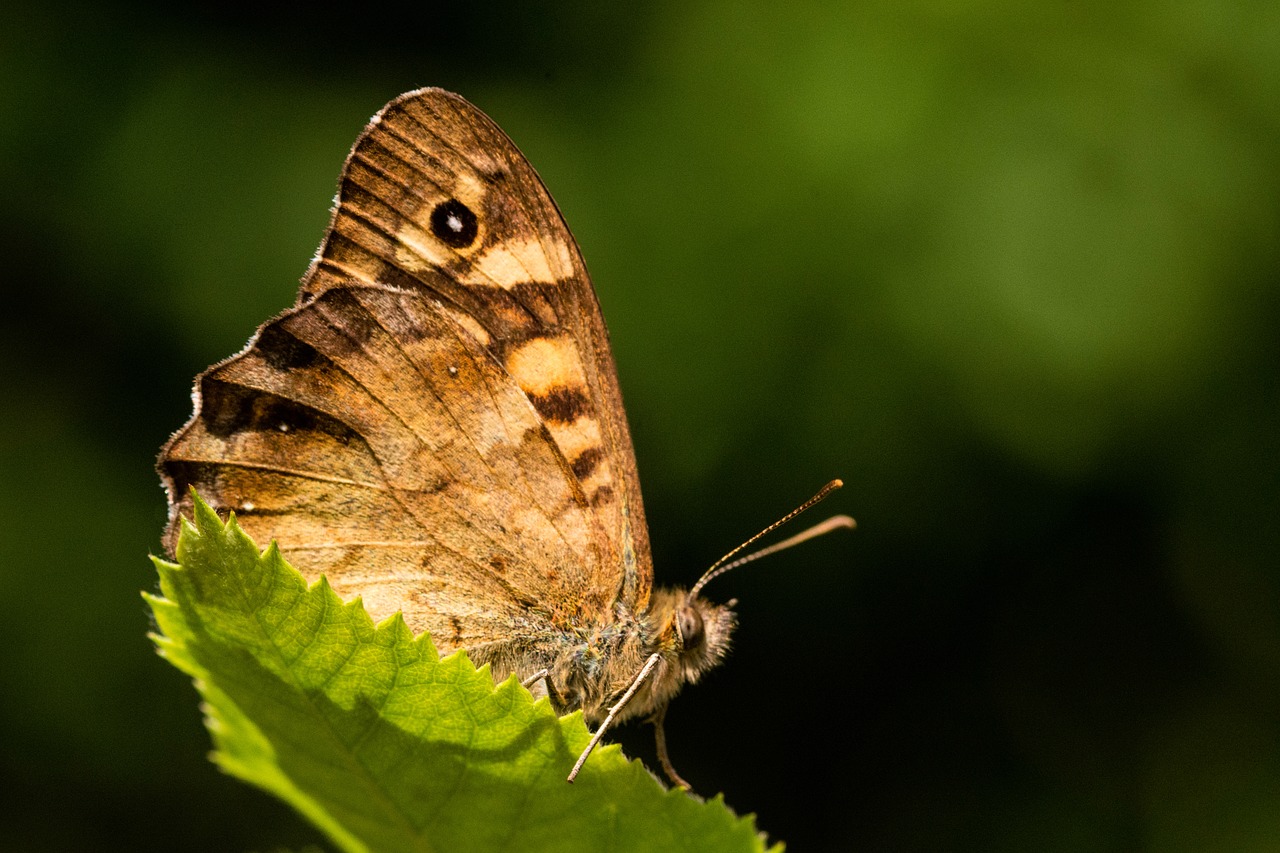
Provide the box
[159,89,652,650]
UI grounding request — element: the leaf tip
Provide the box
[375,610,416,646]
[188,489,223,534]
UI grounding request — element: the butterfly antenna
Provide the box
[688,479,854,599]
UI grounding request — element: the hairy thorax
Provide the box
[472,586,736,726]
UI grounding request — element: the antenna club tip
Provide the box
[828,478,844,490]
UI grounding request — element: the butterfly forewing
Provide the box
[160,89,653,660]
[310,88,650,604]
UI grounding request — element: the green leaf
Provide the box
[145,495,777,853]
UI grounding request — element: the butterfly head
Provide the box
[648,587,737,686]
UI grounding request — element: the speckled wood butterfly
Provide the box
[158,88,850,786]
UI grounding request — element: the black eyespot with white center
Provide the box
[678,605,705,652]
[429,198,479,248]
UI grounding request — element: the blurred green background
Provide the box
[3,2,1278,851]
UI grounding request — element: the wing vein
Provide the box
[354,289,591,576]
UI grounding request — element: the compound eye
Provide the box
[678,605,705,651]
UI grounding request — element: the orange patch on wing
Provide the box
[504,335,587,397]
[462,239,564,289]
[547,419,604,466]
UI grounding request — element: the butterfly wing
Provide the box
[159,89,652,656]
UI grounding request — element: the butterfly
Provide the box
[159,88,850,787]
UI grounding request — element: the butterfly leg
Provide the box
[566,652,663,783]
[520,669,550,690]
[650,704,691,790]
[521,668,575,719]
